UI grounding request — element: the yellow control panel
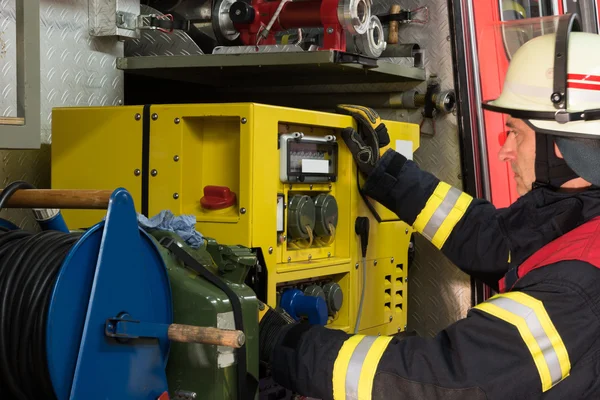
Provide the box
[51,103,419,336]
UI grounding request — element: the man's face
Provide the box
[498,117,537,196]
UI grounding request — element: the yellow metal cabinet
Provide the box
[51,103,419,335]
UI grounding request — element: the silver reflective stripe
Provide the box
[345,336,377,400]
[422,187,462,240]
[489,297,563,385]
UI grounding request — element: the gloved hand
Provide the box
[336,104,391,176]
[258,302,297,365]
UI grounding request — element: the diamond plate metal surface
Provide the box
[375,0,473,336]
[0,0,124,228]
[124,5,203,56]
[90,0,141,38]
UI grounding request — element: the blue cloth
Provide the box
[138,210,204,248]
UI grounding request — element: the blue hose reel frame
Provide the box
[45,188,173,400]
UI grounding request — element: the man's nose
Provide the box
[498,133,516,162]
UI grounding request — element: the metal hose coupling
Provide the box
[354,15,386,58]
[337,0,372,35]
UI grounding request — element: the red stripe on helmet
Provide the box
[568,74,600,83]
[568,81,600,91]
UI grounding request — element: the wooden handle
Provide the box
[388,5,401,44]
[168,324,246,348]
[0,189,112,209]
[0,117,25,126]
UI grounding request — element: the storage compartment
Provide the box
[181,116,241,223]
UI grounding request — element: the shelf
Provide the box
[117,50,425,88]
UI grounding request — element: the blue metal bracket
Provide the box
[105,315,170,341]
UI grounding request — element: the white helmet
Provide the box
[483,13,600,186]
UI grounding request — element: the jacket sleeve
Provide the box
[271,273,595,400]
[362,149,510,287]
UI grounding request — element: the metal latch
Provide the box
[116,11,190,33]
[105,315,169,340]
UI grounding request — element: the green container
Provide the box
[151,231,259,400]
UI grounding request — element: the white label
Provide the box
[395,140,413,160]
[217,312,236,368]
[277,196,284,232]
[301,159,329,174]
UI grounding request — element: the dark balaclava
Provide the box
[533,132,579,190]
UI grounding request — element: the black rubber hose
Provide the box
[0,229,80,399]
[0,180,36,211]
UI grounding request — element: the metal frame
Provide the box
[0,1,41,149]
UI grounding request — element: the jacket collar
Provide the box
[500,186,600,268]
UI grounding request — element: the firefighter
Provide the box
[258,14,600,400]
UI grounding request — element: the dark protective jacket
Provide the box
[270,149,600,400]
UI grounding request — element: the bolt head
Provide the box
[241,117,247,124]
[240,207,246,214]
[391,257,394,263]
[175,117,181,124]
[151,169,158,176]
[374,260,378,266]
[329,184,332,190]
[174,155,180,162]
[135,113,141,121]
[173,193,179,199]
[389,315,393,322]
[327,27,334,34]
[268,247,273,254]
[288,256,292,262]
[405,228,409,234]
[405,277,408,282]
[310,184,313,190]
[328,252,331,257]
[152,113,158,120]
[308,254,312,261]
[355,263,359,269]
[551,92,563,104]
[134,169,141,176]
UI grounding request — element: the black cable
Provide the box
[0,229,81,400]
[0,180,36,211]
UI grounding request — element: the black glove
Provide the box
[258,302,296,365]
[336,104,391,176]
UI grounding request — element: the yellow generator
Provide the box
[51,103,418,336]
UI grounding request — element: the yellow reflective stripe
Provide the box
[507,292,571,380]
[332,335,364,400]
[332,335,393,400]
[430,191,473,249]
[413,182,473,249]
[475,292,571,392]
[357,336,393,400]
[413,182,451,235]
[476,302,553,390]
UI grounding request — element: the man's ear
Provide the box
[554,141,564,159]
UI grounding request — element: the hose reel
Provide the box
[0,187,246,400]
